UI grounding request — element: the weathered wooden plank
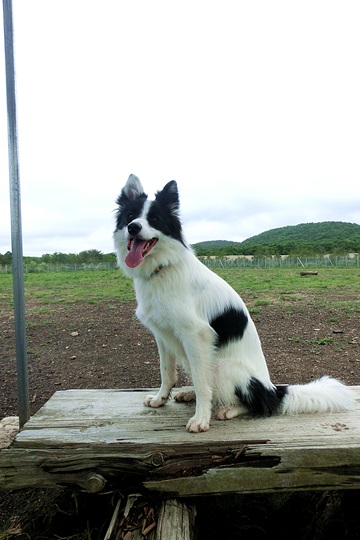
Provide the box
[12,387,360,446]
[156,499,196,540]
[0,387,359,494]
[145,446,360,496]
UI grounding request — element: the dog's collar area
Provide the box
[153,265,164,275]
[147,264,167,278]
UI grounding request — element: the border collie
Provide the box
[114,175,355,432]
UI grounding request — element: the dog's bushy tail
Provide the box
[281,376,356,414]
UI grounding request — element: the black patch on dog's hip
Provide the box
[235,378,288,416]
[210,307,248,347]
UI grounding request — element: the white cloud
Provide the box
[1,1,359,256]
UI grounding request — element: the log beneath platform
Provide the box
[0,387,359,496]
[300,271,318,276]
[156,499,196,540]
[104,495,196,539]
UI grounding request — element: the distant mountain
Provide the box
[193,221,360,256]
[241,221,360,246]
[191,240,240,250]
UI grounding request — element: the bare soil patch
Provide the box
[0,294,359,538]
[1,295,359,418]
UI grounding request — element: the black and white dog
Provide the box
[114,175,355,432]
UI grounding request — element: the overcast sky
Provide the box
[1,1,359,257]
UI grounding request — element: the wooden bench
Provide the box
[1,386,359,494]
[1,387,359,537]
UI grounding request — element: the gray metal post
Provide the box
[2,0,30,427]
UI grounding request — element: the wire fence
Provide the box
[0,255,359,274]
[0,262,118,273]
[200,255,360,269]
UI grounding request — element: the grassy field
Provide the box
[0,266,359,312]
[0,269,135,307]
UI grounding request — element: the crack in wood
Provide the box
[148,449,281,480]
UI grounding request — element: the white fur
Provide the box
[281,377,356,414]
[114,176,356,432]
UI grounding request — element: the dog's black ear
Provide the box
[155,180,180,212]
[155,180,187,247]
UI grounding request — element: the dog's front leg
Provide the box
[182,325,215,433]
[144,339,177,408]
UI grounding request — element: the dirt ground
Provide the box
[0,294,359,538]
[1,295,359,418]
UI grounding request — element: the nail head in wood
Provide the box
[85,472,106,493]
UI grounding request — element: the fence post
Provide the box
[3,0,30,427]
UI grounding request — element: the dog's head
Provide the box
[114,175,188,277]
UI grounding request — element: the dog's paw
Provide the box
[144,395,167,408]
[215,405,243,420]
[174,390,196,403]
[186,416,210,433]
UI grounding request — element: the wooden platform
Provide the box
[1,387,360,496]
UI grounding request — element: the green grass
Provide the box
[217,266,359,295]
[289,336,333,346]
[0,266,359,314]
[0,269,135,310]
[215,267,360,314]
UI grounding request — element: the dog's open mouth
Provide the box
[125,238,158,268]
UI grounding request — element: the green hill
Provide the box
[193,221,360,256]
[191,240,239,251]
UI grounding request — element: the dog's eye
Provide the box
[151,217,159,223]
[127,213,133,221]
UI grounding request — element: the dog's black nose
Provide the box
[128,222,142,236]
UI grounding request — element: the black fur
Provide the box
[115,190,147,231]
[148,181,187,246]
[235,377,288,416]
[210,307,248,347]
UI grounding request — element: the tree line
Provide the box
[1,239,359,267]
[0,250,117,266]
[2,222,359,264]
[194,222,360,257]
[194,239,360,257]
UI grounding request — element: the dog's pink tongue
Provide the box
[125,239,147,268]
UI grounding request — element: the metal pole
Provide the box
[2,0,30,427]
